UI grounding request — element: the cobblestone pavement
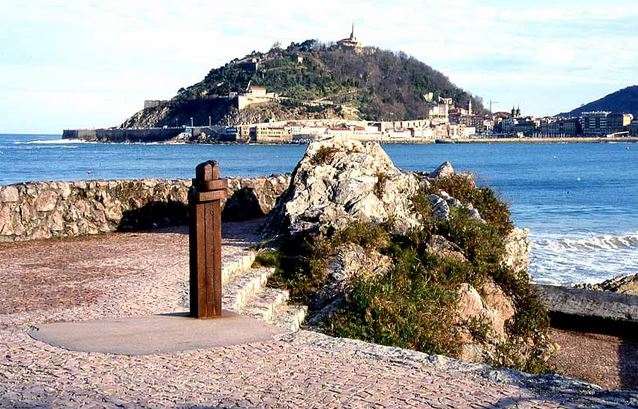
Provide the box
[1,222,637,408]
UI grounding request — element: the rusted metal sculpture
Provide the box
[189,161,227,318]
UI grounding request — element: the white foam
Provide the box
[535,233,638,251]
[14,139,88,145]
[530,232,638,285]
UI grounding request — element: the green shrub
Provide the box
[430,174,513,236]
[252,250,281,268]
[270,178,551,373]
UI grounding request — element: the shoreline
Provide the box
[60,133,638,145]
[441,136,638,144]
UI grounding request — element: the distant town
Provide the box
[65,81,638,144]
[187,92,638,143]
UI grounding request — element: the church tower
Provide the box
[337,23,363,52]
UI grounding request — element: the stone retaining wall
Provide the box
[0,175,290,243]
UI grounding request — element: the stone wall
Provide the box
[0,175,290,243]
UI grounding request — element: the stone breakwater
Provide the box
[0,175,290,243]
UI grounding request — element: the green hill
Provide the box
[560,85,638,117]
[122,40,485,128]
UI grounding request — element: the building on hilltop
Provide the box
[337,24,364,53]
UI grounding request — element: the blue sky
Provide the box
[1,0,637,134]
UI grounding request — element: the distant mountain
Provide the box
[560,86,638,117]
[121,39,485,128]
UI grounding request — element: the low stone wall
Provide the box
[0,175,290,243]
[535,284,638,327]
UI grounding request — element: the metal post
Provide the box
[189,161,227,318]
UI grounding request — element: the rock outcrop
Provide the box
[576,273,638,296]
[503,228,532,272]
[0,175,290,243]
[266,137,421,236]
[265,138,545,367]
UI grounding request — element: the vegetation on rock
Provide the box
[263,170,552,373]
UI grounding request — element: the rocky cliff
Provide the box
[263,137,553,371]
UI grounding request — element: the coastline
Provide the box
[442,136,638,144]
[61,132,638,145]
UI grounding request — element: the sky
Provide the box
[1,0,637,134]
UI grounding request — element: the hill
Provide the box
[560,85,638,117]
[121,40,485,128]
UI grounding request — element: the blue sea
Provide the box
[2,133,637,286]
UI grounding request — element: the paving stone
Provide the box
[0,220,637,408]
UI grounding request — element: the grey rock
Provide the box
[535,284,638,324]
[430,161,455,179]
[502,228,531,272]
[309,242,392,324]
[428,194,450,219]
[266,137,420,236]
[467,208,482,221]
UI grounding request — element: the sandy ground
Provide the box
[550,328,638,391]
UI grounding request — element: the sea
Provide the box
[2,133,637,286]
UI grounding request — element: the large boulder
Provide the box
[265,137,420,236]
[456,280,517,363]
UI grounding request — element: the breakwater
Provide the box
[62,127,226,143]
[62,128,185,143]
[0,175,289,242]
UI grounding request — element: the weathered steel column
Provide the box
[189,161,228,318]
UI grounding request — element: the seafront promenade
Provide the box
[1,220,636,408]
[61,127,638,145]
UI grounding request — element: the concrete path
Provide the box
[1,221,637,408]
[29,311,286,355]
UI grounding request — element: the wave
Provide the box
[530,232,638,285]
[534,233,638,251]
[14,139,88,145]
[13,145,79,150]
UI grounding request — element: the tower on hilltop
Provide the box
[337,23,363,52]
